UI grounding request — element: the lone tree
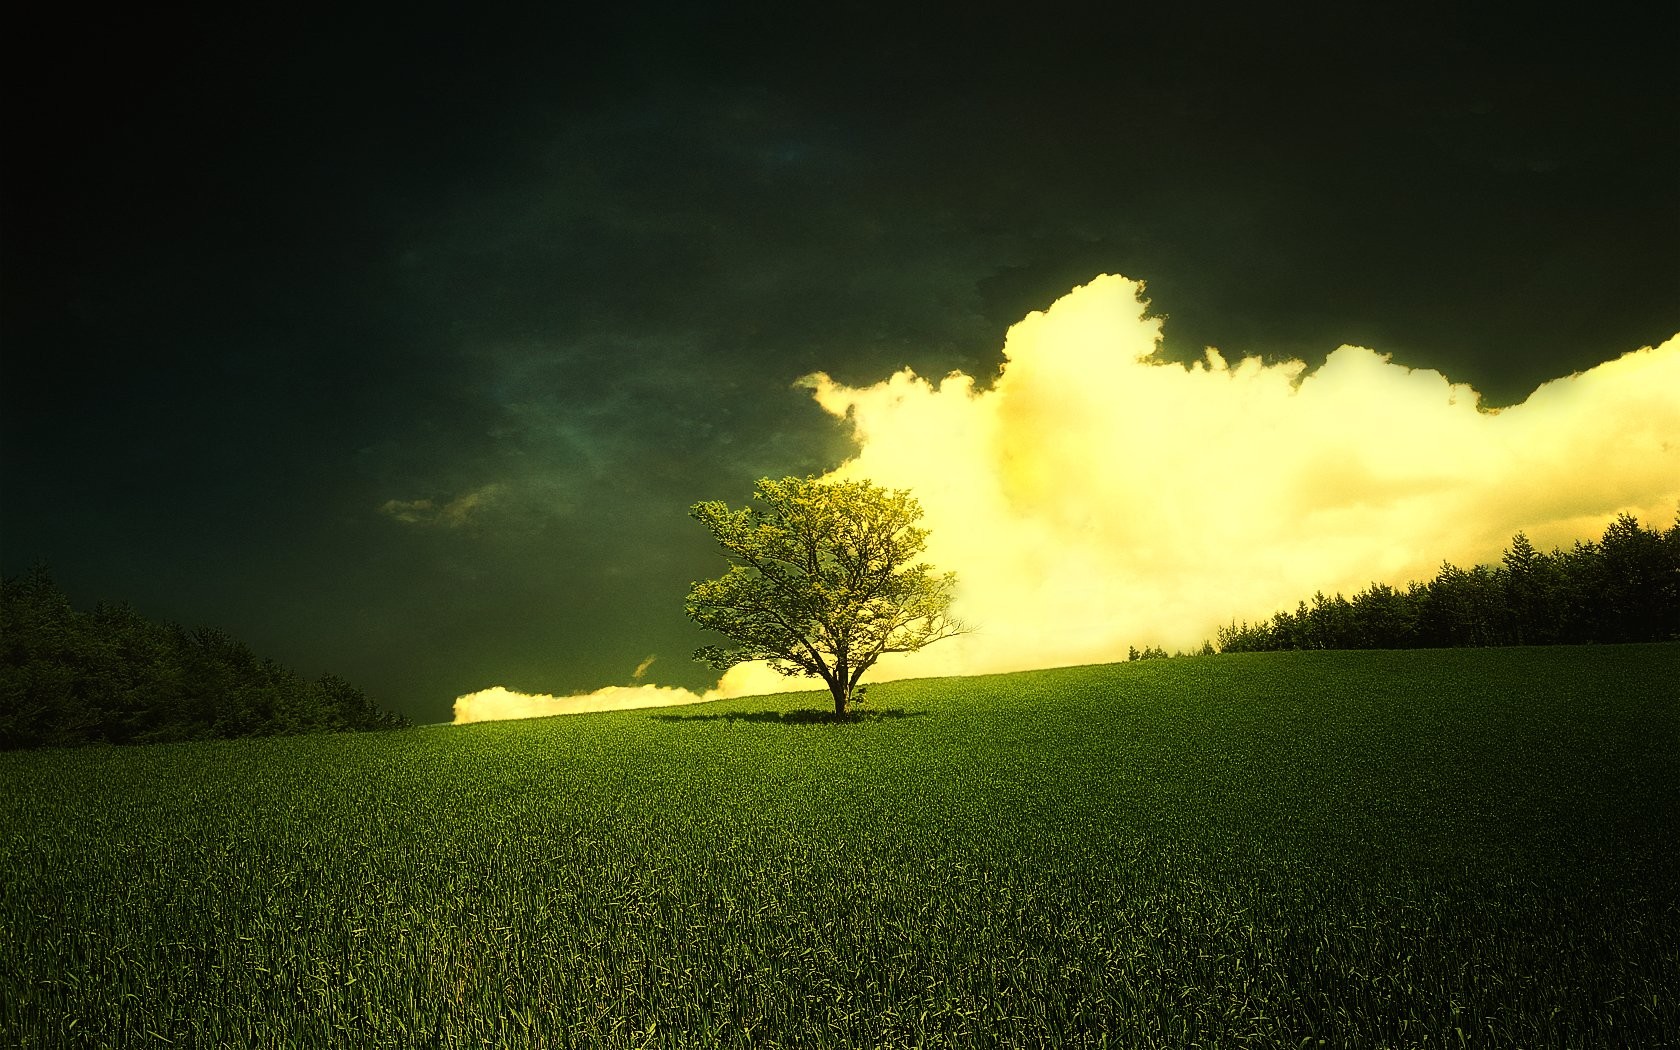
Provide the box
[685,476,967,718]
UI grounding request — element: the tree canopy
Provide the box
[0,566,409,749]
[1209,511,1680,654]
[685,476,966,717]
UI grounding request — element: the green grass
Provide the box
[3,645,1677,1048]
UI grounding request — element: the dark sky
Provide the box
[4,3,1677,723]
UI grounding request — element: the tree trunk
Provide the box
[829,681,850,719]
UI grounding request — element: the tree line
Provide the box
[1208,512,1680,654]
[1,566,409,750]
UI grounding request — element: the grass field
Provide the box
[2,645,1676,1048]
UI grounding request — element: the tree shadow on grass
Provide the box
[652,708,926,725]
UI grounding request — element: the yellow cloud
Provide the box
[453,683,706,723]
[804,274,1680,679]
[451,662,807,724]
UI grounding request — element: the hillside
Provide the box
[3,645,1676,1047]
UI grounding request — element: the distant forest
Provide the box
[1202,512,1680,655]
[0,567,409,750]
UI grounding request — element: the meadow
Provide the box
[2,645,1676,1048]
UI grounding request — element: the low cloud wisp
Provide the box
[381,484,504,528]
[453,662,798,724]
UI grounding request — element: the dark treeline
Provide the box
[1211,512,1680,654]
[1,566,409,750]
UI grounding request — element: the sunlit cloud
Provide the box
[800,274,1680,681]
[454,684,704,723]
[452,661,802,724]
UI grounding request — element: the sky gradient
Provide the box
[5,4,1677,723]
